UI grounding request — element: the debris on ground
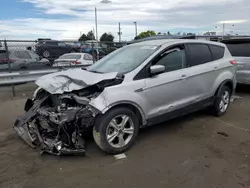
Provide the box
[231,95,243,102]
[114,153,127,160]
[217,131,229,137]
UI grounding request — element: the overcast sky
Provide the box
[0,0,249,41]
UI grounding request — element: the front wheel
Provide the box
[211,86,231,116]
[93,107,139,154]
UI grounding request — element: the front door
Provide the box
[143,44,201,120]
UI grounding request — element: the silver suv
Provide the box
[14,39,237,155]
[222,38,250,85]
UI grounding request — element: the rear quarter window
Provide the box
[209,45,225,60]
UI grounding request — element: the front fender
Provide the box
[89,87,147,125]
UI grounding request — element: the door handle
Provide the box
[213,66,218,70]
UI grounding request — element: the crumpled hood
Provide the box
[35,69,118,94]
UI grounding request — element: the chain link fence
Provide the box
[0,39,128,97]
[0,39,128,73]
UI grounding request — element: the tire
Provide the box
[93,107,139,154]
[211,85,231,116]
[42,50,50,58]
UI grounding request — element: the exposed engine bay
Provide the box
[14,74,123,156]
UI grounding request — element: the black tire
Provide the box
[42,50,50,58]
[211,85,231,116]
[20,66,27,70]
[93,107,139,154]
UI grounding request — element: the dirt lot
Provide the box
[0,85,250,188]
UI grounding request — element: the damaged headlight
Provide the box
[33,87,48,100]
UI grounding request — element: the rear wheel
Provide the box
[211,86,231,116]
[42,50,50,58]
[93,107,139,154]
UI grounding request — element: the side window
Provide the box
[47,42,58,46]
[58,42,67,47]
[209,45,225,60]
[154,46,186,72]
[88,54,93,60]
[186,44,212,67]
[83,54,89,60]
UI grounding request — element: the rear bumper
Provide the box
[236,70,250,85]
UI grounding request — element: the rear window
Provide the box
[187,44,212,67]
[209,45,225,60]
[58,54,81,60]
[224,43,250,57]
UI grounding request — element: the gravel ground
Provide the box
[0,85,249,188]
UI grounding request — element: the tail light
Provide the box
[72,61,81,65]
[0,58,15,64]
[230,60,237,65]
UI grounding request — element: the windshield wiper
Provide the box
[88,70,103,74]
[81,67,103,73]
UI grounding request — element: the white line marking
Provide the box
[214,118,250,132]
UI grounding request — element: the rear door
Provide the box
[58,42,71,54]
[185,43,223,100]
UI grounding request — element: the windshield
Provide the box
[88,45,159,73]
[59,54,81,60]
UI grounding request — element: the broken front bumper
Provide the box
[14,97,86,156]
[14,97,46,148]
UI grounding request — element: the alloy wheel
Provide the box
[106,115,135,148]
[219,90,230,113]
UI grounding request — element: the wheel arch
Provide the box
[214,79,234,97]
[100,101,146,127]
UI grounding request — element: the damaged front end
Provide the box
[14,87,100,156]
[14,69,124,156]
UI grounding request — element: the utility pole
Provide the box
[95,7,99,61]
[222,22,225,40]
[133,21,137,38]
[118,22,122,43]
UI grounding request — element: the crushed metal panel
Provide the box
[35,69,118,94]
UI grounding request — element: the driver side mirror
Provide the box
[150,65,165,75]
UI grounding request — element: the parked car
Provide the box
[0,50,50,71]
[81,45,106,60]
[35,40,80,61]
[53,53,94,67]
[221,38,250,84]
[14,39,236,156]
